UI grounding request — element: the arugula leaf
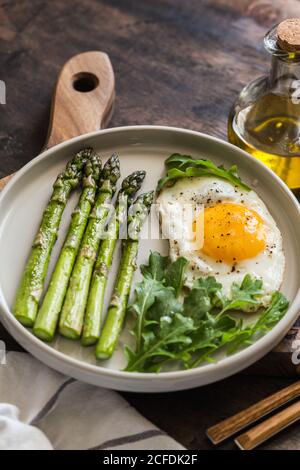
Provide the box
[125,313,195,372]
[165,257,188,297]
[253,291,289,332]
[125,252,289,373]
[190,291,289,366]
[147,286,182,320]
[129,254,187,354]
[157,153,250,192]
[217,274,264,314]
[193,276,223,305]
[232,274,263,298]
[141,252,188,296]
[140,251,168,281]
[164,313,239,369]
[183,277,222,320]
[220,293,289,355]
[129,278,165,353]
[183,288,211,320]
[186,314,238,356]
[164,153,202,170]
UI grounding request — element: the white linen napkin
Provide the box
[0,351,184,450]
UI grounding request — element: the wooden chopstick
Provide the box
[235,400,300,450]
[206,381,300,445]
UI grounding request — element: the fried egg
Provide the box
[157,177,285,305]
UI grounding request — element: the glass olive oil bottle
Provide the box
[228,19,300,194]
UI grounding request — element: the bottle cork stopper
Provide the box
[277,18,300,52]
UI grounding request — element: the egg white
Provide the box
[157,177,285,305]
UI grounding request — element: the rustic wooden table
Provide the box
[0,0,299,450]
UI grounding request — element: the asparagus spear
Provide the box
[95,191,154,360]
[33,154,102,341]
[81,170,146,346]
[59,154,120,340]
[14,148,92,327]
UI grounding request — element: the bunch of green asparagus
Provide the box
[14,147,153,361]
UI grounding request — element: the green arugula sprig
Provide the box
[124,252,289,372]
[216,274,264,315]
[156,153,251,193]
[186,291,289,368]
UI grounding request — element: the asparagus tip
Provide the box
[121,170,146,195]
[83,153,102,185]
[134,190,154,207]
[102,154,121,184]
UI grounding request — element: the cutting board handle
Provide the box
[0,51,115,190]
[45,51,115,149]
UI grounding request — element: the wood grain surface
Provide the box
[0,0,300,450]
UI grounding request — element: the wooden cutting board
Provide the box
[0,50,299,377]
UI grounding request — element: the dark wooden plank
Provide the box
[0,0,300,450]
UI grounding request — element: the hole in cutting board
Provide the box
[73,72,99,92]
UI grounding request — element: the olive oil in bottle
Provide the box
[228,19,300,193]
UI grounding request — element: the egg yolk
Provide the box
[200,203,266,264]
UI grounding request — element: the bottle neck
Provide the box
[264,24,300,96]
[268,55,300,98]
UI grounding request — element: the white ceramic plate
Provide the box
[0,126,299,392]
